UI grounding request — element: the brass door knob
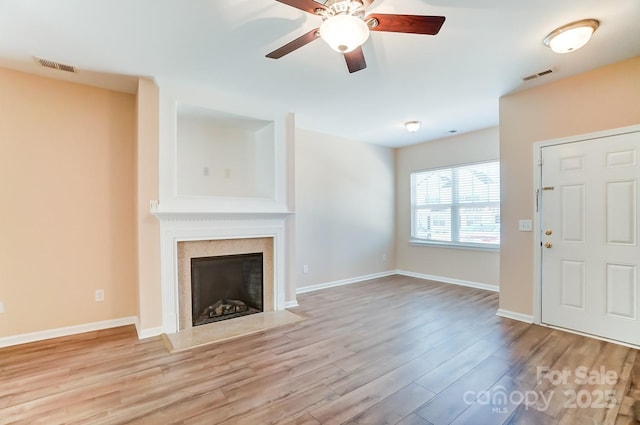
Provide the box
[545,229,553,235]
[544,242,553,248]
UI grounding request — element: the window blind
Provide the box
[410,161,500,247]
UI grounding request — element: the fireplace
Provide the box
[174,236,276,332]
[190,252,263,326]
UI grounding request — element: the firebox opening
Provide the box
[191,252,263,327]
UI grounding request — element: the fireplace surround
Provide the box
[177,236,273,331]
[155,213,290,334]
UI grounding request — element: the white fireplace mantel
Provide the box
[152,81,297,335]
[154,211,292,334]
[152,211,293,221]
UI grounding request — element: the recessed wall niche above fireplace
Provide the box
[176,104,276,200]
[191,253,263,326]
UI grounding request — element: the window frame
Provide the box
[410,159,500,251]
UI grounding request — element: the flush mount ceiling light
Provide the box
[543,19,599,54]
[405,121,421,133]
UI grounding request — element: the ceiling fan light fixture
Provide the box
[319,14,370,53]
[405,121,421,133]
[543,19,599,54]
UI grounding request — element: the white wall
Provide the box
[395,127,500,288]
[255,124,276,199]
[295,129,396,288]
[177,115,275,199]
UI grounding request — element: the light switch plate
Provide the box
[519,219,533,232]
[95,289,105,302]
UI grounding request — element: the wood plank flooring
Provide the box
[1,275,639,424]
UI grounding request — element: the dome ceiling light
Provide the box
[405,121,421,133]
[543,19,599,54]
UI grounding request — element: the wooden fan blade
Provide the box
[266,28,320,59]
[275,0,326,14]
[344,47,367,73]
[367,14,445,35]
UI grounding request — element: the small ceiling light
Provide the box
[405,121,421,133]
[543,19,599,54]
[320,14,370,53]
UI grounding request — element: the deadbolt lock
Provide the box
[545,229,553,236]
[544,242,553,248]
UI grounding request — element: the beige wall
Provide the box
[0,68,137,337]
[295,129,395,288]
[499,56,640,316]
[395,127,500,287]
[136,78,162,332]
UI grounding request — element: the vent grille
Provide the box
[34,57,77,73]
[522,68,553,81]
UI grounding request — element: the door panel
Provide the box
[560,155,585,172]
[606,180,636,245]
[605,264,637,319]
[606,149,636,167]
[541,130,640,346]
[560,260,585,309]
[561,185,585,242]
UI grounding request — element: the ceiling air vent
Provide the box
[34,57,77,73]
[522,68,553,81]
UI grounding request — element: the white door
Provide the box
[540,130,640,346]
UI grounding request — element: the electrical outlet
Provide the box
[203,167,209,176]
[0,301,4,313]
[303,265,309,274]
[382,253,387,261]
[95,289,104,302]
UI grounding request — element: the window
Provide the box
[410,161,500,248]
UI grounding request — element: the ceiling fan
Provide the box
[266,0,446,73]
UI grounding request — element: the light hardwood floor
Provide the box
[1,275,639,424]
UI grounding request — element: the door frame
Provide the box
[532,124,640,326]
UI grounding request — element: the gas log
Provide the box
[194,299,249,325]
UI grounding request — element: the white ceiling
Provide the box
[1,0,639,148]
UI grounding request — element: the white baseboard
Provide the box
[135,324,165,340]
[284,300,299,309]
[296,270,396,295]
[496,309,534,324]
[396,270,499,293]
[0,316,137,348]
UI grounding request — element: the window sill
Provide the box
[409,239,500,252]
